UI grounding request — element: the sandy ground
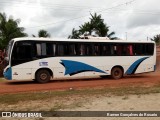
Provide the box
[1,93,160,120]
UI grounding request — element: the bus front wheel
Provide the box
[36,70,51,83]
[111,67,123,79]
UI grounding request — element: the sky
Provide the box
[0,0,160,40]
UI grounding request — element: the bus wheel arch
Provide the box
[35,68,53,83]
[111,66,124,79]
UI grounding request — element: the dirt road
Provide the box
[0,55,160,94]
[0,71,160,94]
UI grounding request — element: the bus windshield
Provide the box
[5,40,14,66]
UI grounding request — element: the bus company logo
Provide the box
[39,62,48,66]
[1,112,42,118]
[2,112,11,117]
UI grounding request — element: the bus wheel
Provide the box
[111,67,123,79]
[36,70,51,83]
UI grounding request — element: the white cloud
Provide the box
[1,0,160,40]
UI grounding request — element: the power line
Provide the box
[102,8,160,15]
[0,1,105,11]
[27,0,136,29]
[0,2,94,11]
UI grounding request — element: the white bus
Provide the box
[3,37,156,83]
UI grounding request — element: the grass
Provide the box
[0,77,5,82]
[50,103,65,111]
[1,83,160,105]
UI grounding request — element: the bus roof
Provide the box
[12,37,155,43]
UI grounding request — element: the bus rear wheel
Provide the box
[36,70,51,83]
[111,67,123,79]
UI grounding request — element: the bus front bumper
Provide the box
[3,67,12,80]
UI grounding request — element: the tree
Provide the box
[68,13,117,39]
[151,34,160,44]
[68,28,81,39]
[0,12,27,49]
[33,29,51,38]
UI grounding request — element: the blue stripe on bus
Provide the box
[125,57,149,75]
[60,60,107,76]
[3,67,12,80]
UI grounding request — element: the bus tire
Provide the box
[111,67,123,79]
[36,70,51,83]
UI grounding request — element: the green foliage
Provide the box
[68,28,81,39]
[0,12,27,49]
[33,29,51,38]
[151,34,160,44]
[38,29,50,37]
[68,13,117,39]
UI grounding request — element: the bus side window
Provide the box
[110,45,114,55]
[85,44,92,56]
[46,43,54,56]
[134,44,145,55]
[112,45,117,55]
[80,44,86,55]
[127,45,133,56]
[94,44,100,56]
[36,44,41,56]
[122,44,133,56]
[69,44,76,55]
[36,43,47,57]
[117,45,122,56]
[53,44,56,56]
[41,43,46,56]
[57,44,64,56]
[145,44,154,55]
[101,45,111,56]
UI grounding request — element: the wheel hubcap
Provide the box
[40,73,47,80]
[115,70,120,76]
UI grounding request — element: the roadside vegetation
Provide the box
[0,77,5,82]
[1,83,160,105]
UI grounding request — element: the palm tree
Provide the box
[151,34,160,44]
[0,12,27,49]
[32,29,51,38]
[38,29,50,37]
[68,13,117,40]
[68,28,81,39]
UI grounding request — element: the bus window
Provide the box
[36,44,41,56]
[68,44,76,55]
[41,43,46,55]
[57,44,64,56]
[101,44,111,56]
[11,42,32,66]
[94,44,100,56]
[80,44,86,55]
[117,45,122,56]
[36,43,47,56]
[134,44,145,55]
[85,44,92,56]
[145,44,154,55]
[53,44,56,56]
[127,45,133,56]
[122,44,133,56]
[46,43,53,56]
